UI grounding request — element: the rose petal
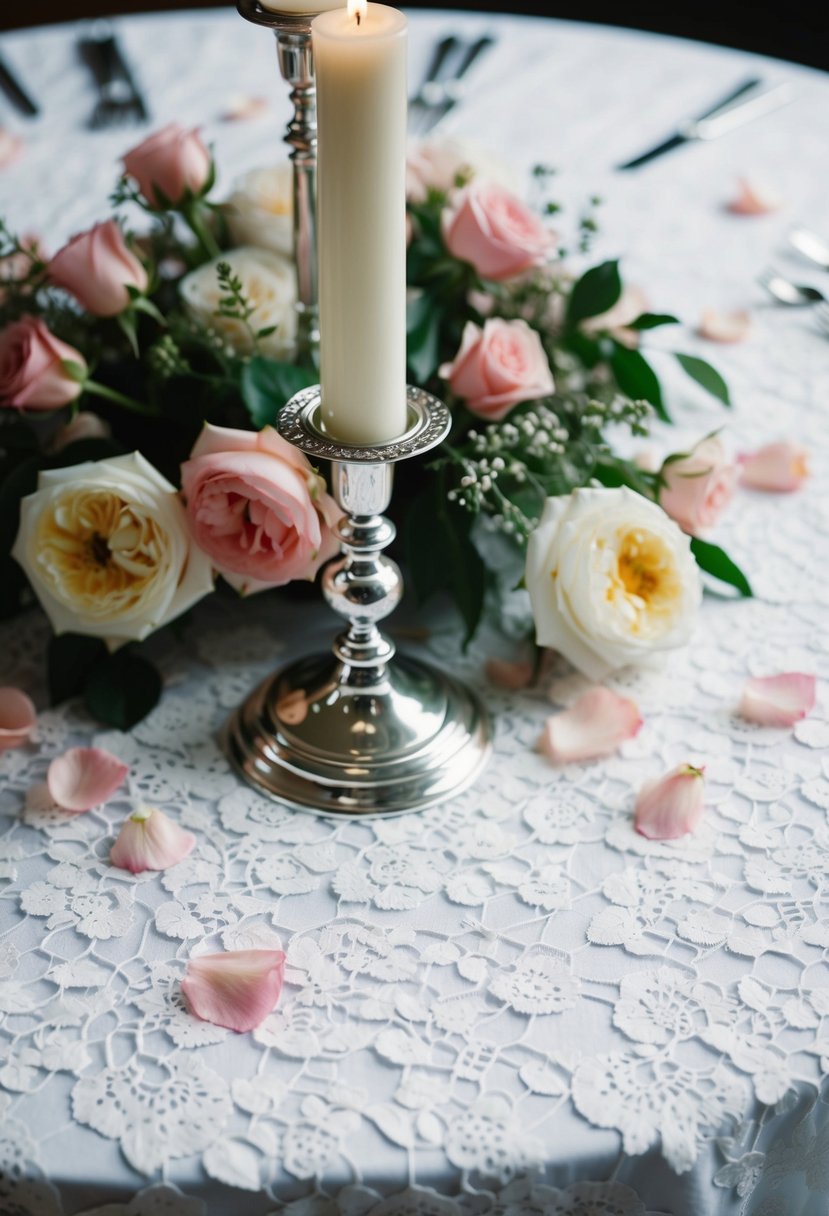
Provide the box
[698,309,751,343]
[222,95,268,122]
[634,763,706,840]
[538,686,642,765]
[739,673,816,727]
[0,686,36,750]
[485,658,534,690]
[739,442,809,492]
[46,747,128,812]
[181,949,286,1033]
[0,128,23,170]
[110,805,196,873]
[727,178,782,216]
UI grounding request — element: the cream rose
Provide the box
[224,164,293,258]
[180,247,297,360]
[12,452,214,645]
[525,487,701,681]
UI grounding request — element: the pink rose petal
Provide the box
[46,747,128,812]
[739,673,816,727]
[222,95,268,122]
[539,686,642,764]
[181,949,286,1033]
[739,441,809,492]
[0,128,23,169]
[485,658,534,690]
[698,309,751,343]
[0,686,36,750]
[727,178,782,216]
[110,805,196,873]
[634,763,706,840]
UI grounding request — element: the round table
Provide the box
[1,9,829,1216]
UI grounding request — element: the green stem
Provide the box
[182,200,221,261]
[83,379,158,417]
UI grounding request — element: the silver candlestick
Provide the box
[225,386,492,817]
[237,0,318,356]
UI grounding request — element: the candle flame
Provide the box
[347,0,367,25]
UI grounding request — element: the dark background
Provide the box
[2,0,826,71]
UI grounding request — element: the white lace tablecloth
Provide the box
[2,8,829,1216]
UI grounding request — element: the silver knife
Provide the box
[0,54,38,117]
[618,78,794,171]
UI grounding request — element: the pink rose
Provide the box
[123,123,211,207]
[439,318,554,420]
[181,423,340,594]
[49,221,148,317]
[0,317,86,411]
[660,435,737,537]
[442,180,555,281]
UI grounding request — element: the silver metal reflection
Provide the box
[225,386,492,817]
[236,0,318,356]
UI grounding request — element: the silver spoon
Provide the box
[788,226,829,270]
[758,270,826,306]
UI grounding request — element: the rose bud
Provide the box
[0,317,86,411]
[659,435,738,537]
[48,220,148,317]
[123,123,211,207]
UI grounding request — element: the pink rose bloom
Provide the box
[0,317,86,411]
[123,123,211,207]
[49,221,148,317]
[439,318,554,420]
[181,423,340,594]
[659,435,737,537]
[442,180,555,281]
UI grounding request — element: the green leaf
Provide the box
[406,291,443,384]
[48,634,108,705]
[676,354,731,406]
[83,650,163,729]
[566,260,622,327]
[241,356,316,429]
[610,344,671,422]
[628,312,680,330]
[690,537,753,597]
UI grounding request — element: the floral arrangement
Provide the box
[0,120,792,730]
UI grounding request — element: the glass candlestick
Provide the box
[236,0,318,356]
[225,386,492,817]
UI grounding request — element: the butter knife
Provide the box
[0,54,38,117]
[618,78,793,170]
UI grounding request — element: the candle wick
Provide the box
[356,11,361,24]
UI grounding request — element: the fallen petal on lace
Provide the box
[46,747,129,812]
[698,309,751,343]
[739,441,810,492]
[0,128,23,169]
[182,949,286,1032]
[0,686,36,750]
[485,657,534,690]
[727,177,781,215]
[739,673,816,727]
[635,763,706,840]
[539,686,642,764]
[110,805,196,873]
[222,94,268,122]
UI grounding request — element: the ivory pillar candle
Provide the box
[258,0,345,14]
[312,0,408,444]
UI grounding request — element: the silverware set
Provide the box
[759,227,829,336]
[408,34,494,137]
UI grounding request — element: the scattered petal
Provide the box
[485,658,534,690]
[222,94,268,122]
[46,747,128,813]
[182,949,285,1033]
[0,687,36,750]
[0,128,23,169]
[727,178,782,216]
[110,805,196,873]
[698,309,751,343]
[539,686,642,764]
[739,673,816,727]
[739,441,809,492]
[635,763,706,840]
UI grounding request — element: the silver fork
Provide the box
[408,35,493,137]
[788,225,829,270]
[758,269,826,306]
[814,302,829,337]
[79,25,148,130]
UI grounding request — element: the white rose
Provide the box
[406,137,517,203]
[224,164,293,258]
[12,452,214,646]
[525,486,701,681]
[180,247,297,360]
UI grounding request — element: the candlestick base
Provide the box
[224,386,492,817]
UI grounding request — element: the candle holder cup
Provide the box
[225,386,492,817]
[236,0,318,356]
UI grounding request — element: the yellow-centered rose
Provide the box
[12,452,214,645]
[525,486,701,680]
